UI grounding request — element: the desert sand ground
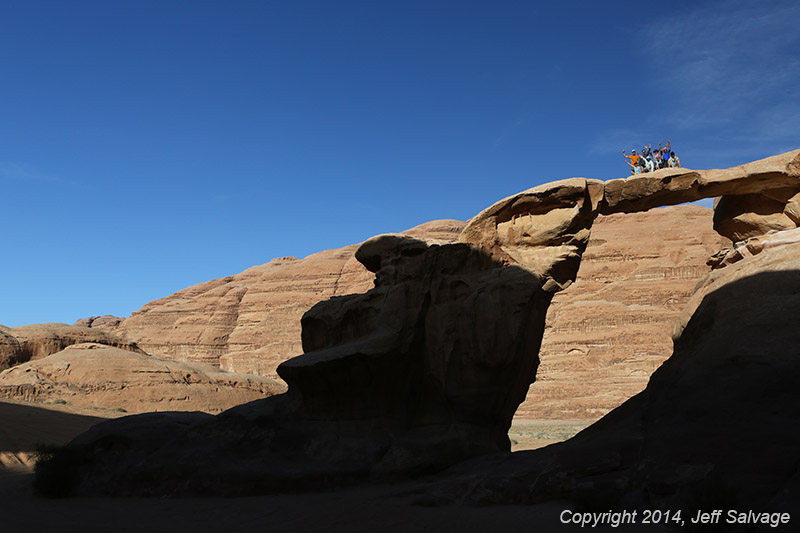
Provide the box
[0,400,643,532]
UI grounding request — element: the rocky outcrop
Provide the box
[600,149,800,215]
[38,201,593,496]
[518,205,728,420]
[36,149,800,500]
[0,323,143,369]
[75,152,798,425]
[708,226,800,269]
[84,220,464,374]
[411,240,800,511]
[0,343,285,414]
[459,178,604,288]
[712,190,800,241]
[73,315,123,330]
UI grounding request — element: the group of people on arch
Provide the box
[622,141,681,174]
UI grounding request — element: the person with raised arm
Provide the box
[622,149,640,175]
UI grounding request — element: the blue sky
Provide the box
[1,0,798,327]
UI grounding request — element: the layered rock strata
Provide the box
[600,149,800,215]
[39,181,604,496]
[518,205,728,419]
[75,150,800,425]
[0,343,285,414]
[415,240,800,511]
[44,150,800,498]
[459,177,604,288]
[0,323,143,369]
[86,220,465,372]
[708,226,800,269]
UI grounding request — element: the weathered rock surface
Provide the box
[41,211,586,496]
[713,190,799,241]
[412,241,800,511]
[0,323,143,369]
[517,205,728,420]
[601,149,800,215]
[73,315,123,330]
[47,150,800,501]
[0,343,285,414]
[459,178,603,288]
[85,220,464,375]
[79,153,799,396]
[708,226,800,270]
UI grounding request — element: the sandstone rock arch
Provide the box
[37,150,800,497]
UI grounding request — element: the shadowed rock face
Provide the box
[412,243,800,510]
[44,233,567,496]
[43,150,800,499]
[81,219,465,373]
[519,205,728,420]
[280,236,551,468]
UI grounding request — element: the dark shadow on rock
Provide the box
[412,269,800,514]
[0,401,109,455]
[38,235,555,497]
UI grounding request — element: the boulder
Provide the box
[73,315,123,329]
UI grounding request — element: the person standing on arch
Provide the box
[622,149,640,175]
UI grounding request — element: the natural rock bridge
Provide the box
[37,150,800,497]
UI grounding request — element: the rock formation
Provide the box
[75,208,729,424]
[73,315,123,330]
[600,149,800,215]
[42,150,800,500]
[414,238,800,512]
[459,177,603,288]
[708,225,800,269]
[0,343,285,414]
[38,180,605,496]
[713,189,800,241]
[0,323,143,369]
[518,205,728,420]
[76,152,799,425]
[84,220,464,374]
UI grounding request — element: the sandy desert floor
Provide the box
[0,400,645,532]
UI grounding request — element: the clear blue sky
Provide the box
[1,0,798,327]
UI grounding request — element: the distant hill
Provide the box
[79,209,727,422]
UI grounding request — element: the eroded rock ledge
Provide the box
[0,323,143,369]
[464,149,800,246]
[38,149,800,498]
